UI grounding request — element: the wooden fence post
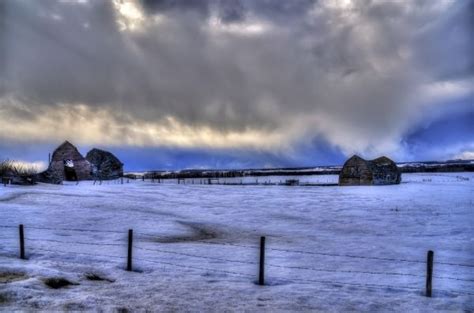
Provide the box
[127,229,133,271]
[259,236,266,285]
[426,250,434,297]
[19,224,25,259]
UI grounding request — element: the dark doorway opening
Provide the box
[63,160,78,181]
[64,167,78,181]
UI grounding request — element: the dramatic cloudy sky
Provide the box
[0,0,472,170]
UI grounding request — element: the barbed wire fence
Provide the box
[0,224,473,297]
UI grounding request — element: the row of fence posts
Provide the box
[137,178,296,186]
[15,224,434,296]
[139,177,248,185]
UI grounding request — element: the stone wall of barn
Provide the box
[86,148,123,180]
[339,155,401,186]
[339,155,374,186]
[48,159,92,181]
[38,141,92,183]
[369,157,401,185]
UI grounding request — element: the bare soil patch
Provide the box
[152,221,220,243]
[43,277,78,289]
[0,271,28,283]
[84,272,115,282]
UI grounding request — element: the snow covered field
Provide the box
[0,173,473,312]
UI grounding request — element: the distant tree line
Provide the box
[135,161,473,180]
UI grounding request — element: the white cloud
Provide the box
[454,151,474,160]
[207,15,270,36]
[0,102,289,150]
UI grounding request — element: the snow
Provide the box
[0,173,473,311]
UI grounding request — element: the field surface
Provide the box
[0,173,473,312]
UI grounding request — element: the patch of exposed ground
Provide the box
[0,271,27,283]
[0,293,8,304]
[84,272,115,282]
[43,277,78,289]
[152,221,221,243]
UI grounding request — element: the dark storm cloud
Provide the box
[140,0,212,17]
[0,0,472,163]
[139,0,316,22]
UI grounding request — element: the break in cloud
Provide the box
[0,0,473,169]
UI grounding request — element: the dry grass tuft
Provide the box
[0,160,39,177]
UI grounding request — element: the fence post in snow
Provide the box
[426,250,434,297]
[127,229,133,271]
[19,224,25,259]
[259,236,266,285]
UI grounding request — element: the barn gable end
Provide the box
[339,155,373,186]
[39,141,92,183]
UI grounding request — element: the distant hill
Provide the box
[397,159,474,173]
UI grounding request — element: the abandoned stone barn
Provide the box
[39,141,92,183]
[86,148,123,180]
[339,155,401,186]
[39,141,124,184]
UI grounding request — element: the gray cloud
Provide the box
[0,0,472,159]
[139,0,316,23]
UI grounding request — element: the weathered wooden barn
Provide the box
[339,155,401,186]
[86,148,124,180]
[39,141,93,183]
